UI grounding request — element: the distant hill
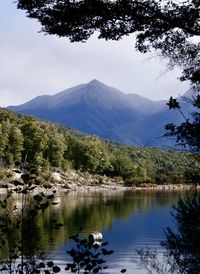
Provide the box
[8,79,191,147]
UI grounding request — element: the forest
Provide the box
[0,108,199,185]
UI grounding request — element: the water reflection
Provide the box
[0,189,186,273]
[46,190,185,273]
[50,190,183,238]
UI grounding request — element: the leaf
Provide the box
[39,262,45,268]
[80,239,87,245]
[101,248,114,255]
[47,194,54,200]
[47,261,54,268]
[93,267,100,273]
[29,209,38,217]
[52,266,61,273]
[166,97,180,109]
[33,194,43,202]
[43,184,52,189]
[97,259,105,264]
[13,180,24,186]
[101,241,108,246]
[165,123,176,132]
[21,189,28,194]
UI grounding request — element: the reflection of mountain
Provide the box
[8,80,191,147]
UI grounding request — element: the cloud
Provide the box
[0,1,190,107]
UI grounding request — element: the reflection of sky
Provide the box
[102,207,173,273]
[54,197,176,274]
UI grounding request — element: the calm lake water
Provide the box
[0,189,189,273]
[43,190,186,273]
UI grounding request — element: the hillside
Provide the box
[0,108,197,185]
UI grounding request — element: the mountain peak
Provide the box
[89,79,101,84]
[88,79,104,86]
[7,80,190,147]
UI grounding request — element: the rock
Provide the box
[52,172,62,181]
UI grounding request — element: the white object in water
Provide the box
[88,232,103,244]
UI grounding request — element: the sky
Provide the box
[0,0,190,107]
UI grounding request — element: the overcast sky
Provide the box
[0,0,190,107]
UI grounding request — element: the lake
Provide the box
[42,189,186,273]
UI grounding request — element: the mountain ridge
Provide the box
[8,79,189,147]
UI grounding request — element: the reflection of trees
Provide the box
[137,192,200,274]
[163,193,200,274]
[40,190,182,250]
[0,193,48,273]
[0,188,184,271]
[0,171,62,274]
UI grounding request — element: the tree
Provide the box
[44,124,66,168]
[20,117,49,165]
[0,163,62,274]
[163,194,200,274]
[136,193,200,274]
[17,0,200,83]
[165,91,200,153]
[111,154,136,181]
[8,125,24,165]
[0,122,9,164]
[68,136,111,174]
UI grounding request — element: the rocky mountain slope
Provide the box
[8,80,190,147]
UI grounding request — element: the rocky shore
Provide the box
[0,168,199,193]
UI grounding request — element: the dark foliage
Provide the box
[136,192,200,274]
[16,0,200,83]
[66,232,126,273]
[0,163,63,273]
[162,193,200,274]
[165,87,200,153]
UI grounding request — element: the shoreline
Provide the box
[0,180,199,194]
[55,182,200,192]
[0,168,199,193]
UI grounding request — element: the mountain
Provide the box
[8,79,191,147]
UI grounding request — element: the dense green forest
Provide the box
[0,108,199,185]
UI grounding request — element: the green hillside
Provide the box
[0,108,198,185]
